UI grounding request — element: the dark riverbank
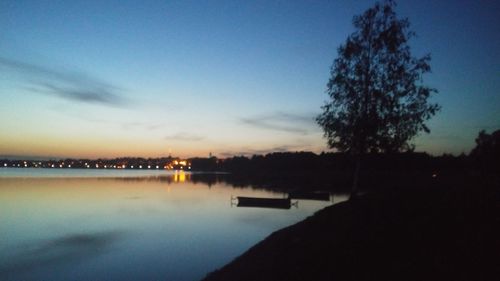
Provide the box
[203,183,499,281]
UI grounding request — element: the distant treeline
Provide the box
[191,151,498,191]
[197,129,500,181]
[192,151,496,172]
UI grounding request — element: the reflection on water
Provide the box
[174,170,187,182]
[0,169,342,281]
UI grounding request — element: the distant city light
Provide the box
[3,158,195,171]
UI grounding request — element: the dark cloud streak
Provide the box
[35,82,126,105]
[0,56,127,107]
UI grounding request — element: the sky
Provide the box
[0,0,499,159]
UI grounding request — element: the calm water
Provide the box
[0,168,339,281]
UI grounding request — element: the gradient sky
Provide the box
[1,0,498,158]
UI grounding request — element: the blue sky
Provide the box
[0,0,498,158]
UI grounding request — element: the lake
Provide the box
[0,168,342,281]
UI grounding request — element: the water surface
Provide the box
[0,168,339,281]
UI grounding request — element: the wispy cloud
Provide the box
[164,132,205,141]
[55,111,168,132]
[121,122,166,131]
[0,56,127,107]
[240,112,317,135]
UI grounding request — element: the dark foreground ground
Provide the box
[203,183,499,281]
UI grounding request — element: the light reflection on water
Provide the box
[0,169,341,281]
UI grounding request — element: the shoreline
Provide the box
[203,184,498,281]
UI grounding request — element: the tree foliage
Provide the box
[317,0,440,154]
[470,129,500,160]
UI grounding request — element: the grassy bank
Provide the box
[203,184,498,281]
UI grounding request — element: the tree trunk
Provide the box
[350,154,361,200]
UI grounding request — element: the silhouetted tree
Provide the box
[470,129,500,173]
[316,0,440,198]
[470,130,500,157]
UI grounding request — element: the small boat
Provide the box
[235,196,292,209]
[288,191,330,201]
